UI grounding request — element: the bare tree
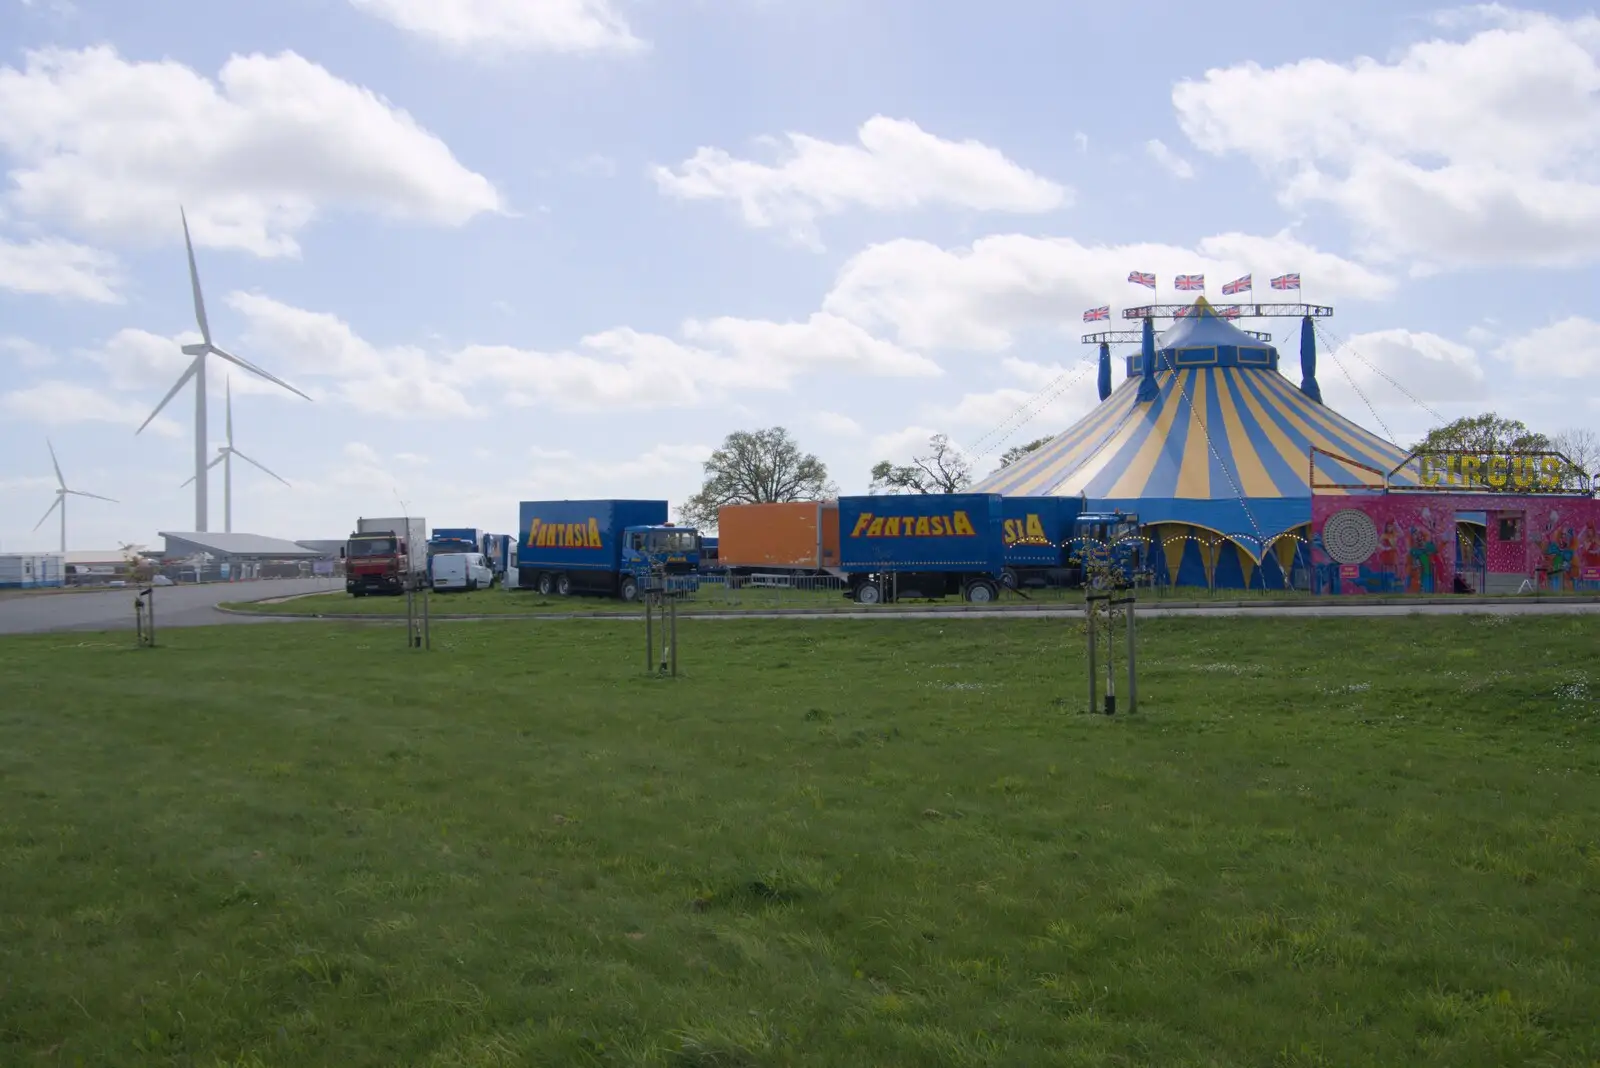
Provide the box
[869,433,973,494]
[1552,428,1600,475]
[678,427,836,530]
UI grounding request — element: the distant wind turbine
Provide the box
[182,377,291,534]
[32,439,117,554]
[138,206,311,532]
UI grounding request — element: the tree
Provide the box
[1410,413,1550,455]
[995,435,1053,472]
[869,433,973,495]
[678,427,836,530]
[1552,428,1600,475]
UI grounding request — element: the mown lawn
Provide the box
[1,614,1597,1066]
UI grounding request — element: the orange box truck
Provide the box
[716,501,840,575]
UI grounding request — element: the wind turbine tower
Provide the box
[32,439,117,553]
[182,377,292,534]
[138,207,311,532]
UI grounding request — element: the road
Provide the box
[2,579,1598,636]
[0,577,341,636]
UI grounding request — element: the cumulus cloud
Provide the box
[348,0,646,55]
[651,116,1068,249]
[821,230,1393,353]
[0,46,504,256]
[0,379,182,436]
[0,236,121,302]
[1172,10,1600,268]
[1144,139,1194,179]
[1496,316,1600,379]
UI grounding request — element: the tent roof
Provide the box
[1156,298,1278,354]
[159,532,321,558]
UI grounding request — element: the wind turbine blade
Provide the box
[138,358,199,435]
[66,489,118,503]
[32,497,61,531]
[226,376,234,445]
[208,452,227,470]
[209,345,311,402]
[232,450,291,487]
[181,206,212,344]
[179,474,196,489]
[46,438,64,487]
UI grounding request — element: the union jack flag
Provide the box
[1270,273,1301,291]
[1082,305,1110,322]
[1220,305,1242,318]
[1127,270,1156,290]
[1221,274,1251,295]
[1175,274,1205,291]
[1174,305,1194,318]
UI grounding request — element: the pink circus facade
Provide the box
[1312,493,1600,595]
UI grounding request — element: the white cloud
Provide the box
[1,336,54,368]
[651,116,1068,249]
[1,380,182,436]
[1171,11,1600,268]
[680,312,940,379]
[1144,139,1194,179]
[0,236,121,302]
[809,411,864,438]
[348,0,646,55]
[227,292,480,417]
[1497,317,1600,379]
[868,424,947,464]
[0,46,504,257]
[1321,329,1487,410]
[822,231,1393,353]
[81,327,292,400]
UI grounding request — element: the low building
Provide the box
[158,532,324,581]
[0,553,66,589]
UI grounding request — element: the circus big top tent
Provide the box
[973,297,1420,588]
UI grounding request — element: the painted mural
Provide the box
[1311,493,1600,595]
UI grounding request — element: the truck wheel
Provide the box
[467,579,478,592]
[1001,568,1019,590]
[537,573,554,596]
[619,576,639,602]
[556,573,572,596]
[855,583,882,605]
[965,580,998,604]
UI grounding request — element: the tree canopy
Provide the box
[995,435,1053,472]
[869,434,973,495]
[1409,413,1550,455]
[678,427,836,530]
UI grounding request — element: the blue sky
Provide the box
[2,0,1598,551]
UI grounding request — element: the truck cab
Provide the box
[343,532,405,596]
[622,524,702,597]
[1071,511,1144,588]
[431,551,495,592]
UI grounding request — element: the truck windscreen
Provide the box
[349,537,396,556]
[650,532,697,552]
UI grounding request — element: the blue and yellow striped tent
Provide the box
[974,297,1418,587]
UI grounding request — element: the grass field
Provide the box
[2,614,1598,1066]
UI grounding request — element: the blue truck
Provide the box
[837,493,1006,604]
[480,533,512,581]
[1068,509,1145,588]
[1000,496,1086,590]
[516,499,701,601]
[427,527,486,586]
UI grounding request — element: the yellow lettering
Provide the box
[930,516,946,536]
[1420,455,1440,486]
[883,517,901,537]
[915,516,931,536]
[1025,514,1046,542]
[952,510,975,537]
[527,518,543,546]
[588,518,601,547]
[1002,519,1018,545]
[850,512,873,538]
[1460,456,1482,486]
[866,518,884,537]
[1512,457,1534,489]
[1541,456,1562,488]
[1487,455,1508,488]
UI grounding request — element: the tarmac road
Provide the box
[0,577,342,636]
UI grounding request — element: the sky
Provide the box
[2,0,1599,551]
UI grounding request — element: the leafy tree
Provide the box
[678,427,836,530]
[995,435,1053,472]
[1552,428,1600,475]
[869,433,973,495]
[1409,413,1550,455]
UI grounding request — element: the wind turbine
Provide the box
[137,206,311,532]
[32,439,117,554]
[182,377,291,533]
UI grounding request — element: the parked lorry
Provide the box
[716,501,841,576]
[516,499,701,601]
[342,516,427,596]
[1000,496,1086,590]
[837,493,1006,604]
[480,533,512,581]
[1069,509,1145,587]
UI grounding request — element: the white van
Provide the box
[431,552,495,592]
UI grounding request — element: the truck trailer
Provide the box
[836,493,1005,604]
[342,515,427,596]
[715,501,841,575]
[1000,496,1086,590]
[516,499,701,601]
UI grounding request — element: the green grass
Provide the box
[2,614,1598,1066]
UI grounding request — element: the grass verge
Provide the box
[2,614,1597,1065]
